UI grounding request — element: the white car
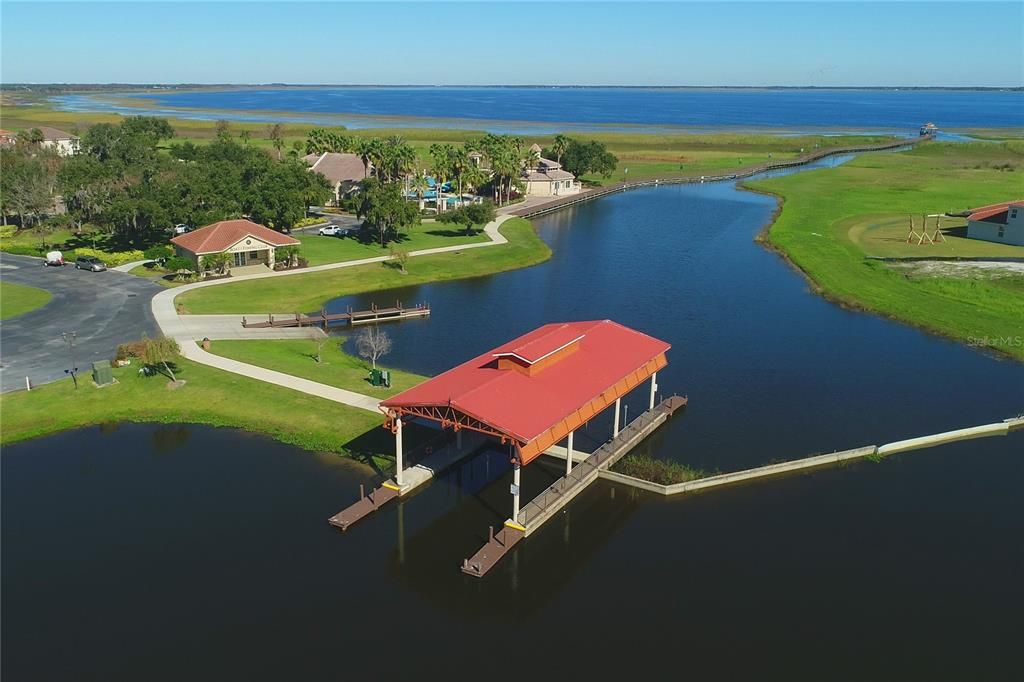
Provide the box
[318,225,348,237]
[173,223,191,235]
[43,250,65,266]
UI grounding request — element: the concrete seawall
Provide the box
[600,415,1023,496]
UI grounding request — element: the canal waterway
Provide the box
[3,157,1022,680]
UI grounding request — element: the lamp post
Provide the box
[62,331,79,389]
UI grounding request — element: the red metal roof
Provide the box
[967,200,1024,225]
[382,320,671,463]
[170,219,299,255]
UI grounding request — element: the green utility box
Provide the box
[92,360,113,386]
[369,368,383,386]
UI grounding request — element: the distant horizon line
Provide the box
[3,83,1023,92]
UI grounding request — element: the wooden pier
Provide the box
[328,483,400,530]
[461,396,686,577]
[328,432,488,531]
[242,301,430,329]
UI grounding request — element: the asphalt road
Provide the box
[0,253,160,392]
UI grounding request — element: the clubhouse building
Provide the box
[171,219,299,272]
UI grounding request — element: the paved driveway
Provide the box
[0,253,160,392]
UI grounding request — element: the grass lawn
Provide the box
[0,281,53,319]
[296,223,488,266]
[205,338,425,397]
[843,214,1024,259]
[177,217,549,314]
[0,358,397,462]
[746,141,1024,361]
[128,262,182,287]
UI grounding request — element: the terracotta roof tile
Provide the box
[170,219,298,254]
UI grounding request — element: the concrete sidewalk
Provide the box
[150,215,515,412]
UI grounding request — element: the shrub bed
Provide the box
[72,248,146,266]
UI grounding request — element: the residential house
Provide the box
[522,147,580,197]
[965,200,1024,247]
[36,126,80,156]
[303,152,367,205]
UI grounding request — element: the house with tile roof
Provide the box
[35,126,80,156]
[522,155,581,198]
[303,152,367,205]
[170,219,300,273]
[966,200,1024,246]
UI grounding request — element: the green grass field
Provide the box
[177,217,549,314]
[0,358,392,458]
[842,214,1024,259]
[296,223,488,266]
[0,281,53,319]
[747,141,1024,360]
[205,338,425,397]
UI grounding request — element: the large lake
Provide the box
[3,158,1022,679]
[55,87,1024,133]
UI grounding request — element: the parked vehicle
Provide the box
[317,225,350,237]
[173,224,191,235]
[75,256,107,272]
[43,250,65,267]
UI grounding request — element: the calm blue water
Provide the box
[331,157,1024,472]
[55,87,1024,133]
[3,155,1023,680]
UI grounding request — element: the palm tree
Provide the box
[429,145,453,213]
[354,138,375,178]
[267,123,285,160]
[411,170,430,211]
[451,148,471,207]
[462,164,487,199]
[552,134,570,164]
[390,138,417,184]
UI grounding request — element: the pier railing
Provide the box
[518,408,665,526]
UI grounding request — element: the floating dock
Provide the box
[243,301,429,329]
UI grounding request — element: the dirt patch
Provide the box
[888,260,1024,279]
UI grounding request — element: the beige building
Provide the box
[303,152,367,205]
[170,219,300,273]
[37,126,80,156]
[523,156,580,197]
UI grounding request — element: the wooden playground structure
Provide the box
[906,214,948,245]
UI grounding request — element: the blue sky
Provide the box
[1,1,1021,86]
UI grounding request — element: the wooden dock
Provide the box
[461,396,686,577]
[328,483,400,530]
[461,525,524,577]
[242,301,430,329]
[328,432,488,532]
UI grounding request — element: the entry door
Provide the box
[234,252,245,267]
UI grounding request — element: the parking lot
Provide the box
[0,253,160,392]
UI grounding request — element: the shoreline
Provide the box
[47,92,932,136]
[748,186,1023,365]
[512,137,918,218]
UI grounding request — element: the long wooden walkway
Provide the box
[511,136,925,219]
[461,396,687,577]
[243,301,430,329]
